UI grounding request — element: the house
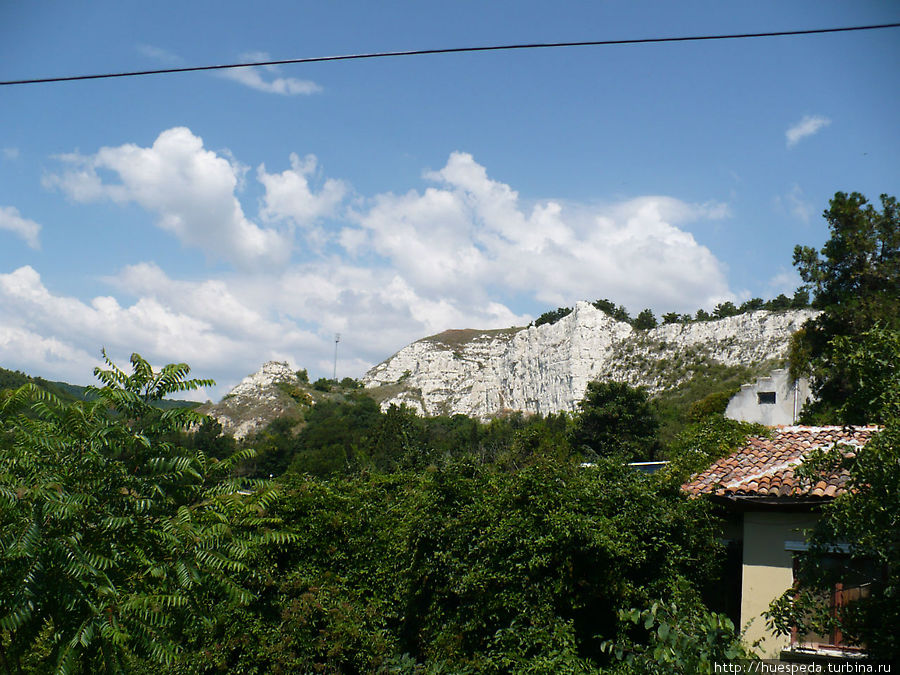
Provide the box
[682,425,880,659]
[724,368,812,426]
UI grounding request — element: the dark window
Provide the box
[790,554,877,653]
[758,391,776,404]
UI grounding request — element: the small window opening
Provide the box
[758,391,776,404]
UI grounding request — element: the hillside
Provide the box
[198,362,367,440]
[196,303,817,439]
[362,302,817,419]
[0,366,198,410]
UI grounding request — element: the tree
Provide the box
[763,294,791,311]
[791,192,899,422]
[662,415,767,482]
[739,298,764,313]
[794,192,898,320]
[366,403,425,471]
[790,288,810,309]
[0,353,287,673]
[592,298,630,324]
[633,309,658,330]
[197,458,724,672]
[572,381,660,462]
[246,415,299,478]
[533,306,573,327]
[823,327,900,424]
[713,301,738,319]
[766,419,900,660]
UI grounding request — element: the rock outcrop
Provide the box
[362,302,817,419]
[200,361,301,439]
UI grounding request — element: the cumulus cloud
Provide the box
[218,52,321,95]
[0,206,41,248]
[348,152,733,313]
[259,262,530,365]
[0,323,100,385]
[786,115,831,148]
[16,140,741,395]
[0,264,323,398]
[258,153,347,228]
[43,127,291,268]
[0,260,525,398]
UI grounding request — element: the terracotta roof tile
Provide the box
[682,425,879,500]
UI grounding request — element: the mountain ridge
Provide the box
[362,302,817,419]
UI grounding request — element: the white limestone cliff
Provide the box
[202,361,300,439]
[362,302,818,418]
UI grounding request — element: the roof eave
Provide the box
[706,493,833,511]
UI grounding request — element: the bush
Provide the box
[312,377,333,392]
[0,353,288,673]
[572,381,660,462]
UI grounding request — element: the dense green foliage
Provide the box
[765,191,900,659]
[632,309,657,330]
[532,306,574,327]
[662,415,768,482]
[791,192,899,423]
[766,420,900,660]
[7,188,897,669]
[0,368,76,404]
[243,394,577,479]
[2,352,757,671]
[572,382,659,463]
[602,598,751,674]
[153,458,729,673]
[0,354,289,674]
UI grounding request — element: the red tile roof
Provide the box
[683,426,880,500]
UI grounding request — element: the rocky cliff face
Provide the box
[362,302,818,418]
[200,361,302,439]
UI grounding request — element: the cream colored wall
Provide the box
[740,511,820,657]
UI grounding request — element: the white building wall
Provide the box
[725,369,811,426]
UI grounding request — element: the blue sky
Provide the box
[1,1,898,400]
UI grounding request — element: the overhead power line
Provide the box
[2,22,898,87]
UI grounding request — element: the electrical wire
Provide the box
[1,22,898,87]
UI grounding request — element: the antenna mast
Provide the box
[333,333,341,381]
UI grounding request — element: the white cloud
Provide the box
[0,323,100,384]
[775,184,814,223]
[349,152,734,313]
[0,260,524,398]
[786,115,831,148]
[218,52,321,95]
[258,153,347,228]
[2,148,19,160]
[136,46,319,95]
[136,44,182,64]
[767,268,802,297]
[0,205,41,248]
[16,140,742,396]
[44,127,291,269]
[0,265,321,398]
